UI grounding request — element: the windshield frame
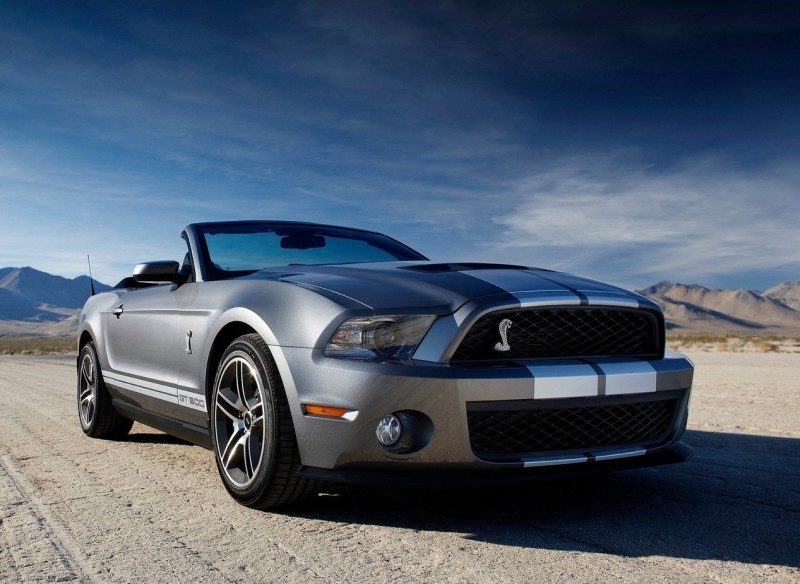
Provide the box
[191,221,429,281]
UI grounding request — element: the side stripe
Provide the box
[104,371,177,404]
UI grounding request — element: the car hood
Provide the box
[246,262,653,315]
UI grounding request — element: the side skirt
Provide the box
[113,400,212,450]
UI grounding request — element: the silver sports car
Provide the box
[77,221,693,508]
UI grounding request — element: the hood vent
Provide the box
[399,263,534,273]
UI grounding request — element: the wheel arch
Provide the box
[202,308,303,432]
[204,321,258,407]
[78,329,94,351]
[77,325,100,372]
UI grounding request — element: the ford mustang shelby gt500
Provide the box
[77,221,693,508]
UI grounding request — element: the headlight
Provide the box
[324,315,436,360]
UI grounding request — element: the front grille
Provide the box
[467,397,679,458]
[452,307,662,361]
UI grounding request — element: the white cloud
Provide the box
[489,153,800,285]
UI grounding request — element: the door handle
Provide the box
[112,305,124,319]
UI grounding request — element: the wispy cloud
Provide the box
[0,2,798,290]
[489,153,800,286]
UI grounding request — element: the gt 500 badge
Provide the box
[178,390,206,412]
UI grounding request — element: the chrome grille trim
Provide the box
[452,306,663,362]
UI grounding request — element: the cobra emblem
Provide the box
[493,318,513,352]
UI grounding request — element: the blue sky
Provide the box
[1,1,798,290]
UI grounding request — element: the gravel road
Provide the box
[1,352,798,583]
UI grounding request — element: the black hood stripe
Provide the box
[527,272,590,305]
[461,268,588,305]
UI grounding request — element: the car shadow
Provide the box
[125,431,192,446]
[289,430,800,569]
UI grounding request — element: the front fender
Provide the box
[199,307,307,439]
[77,290,123,372]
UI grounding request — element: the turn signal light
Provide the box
[304,404,349,418]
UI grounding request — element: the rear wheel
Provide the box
[77,342,133,438]
[211,334,318,509]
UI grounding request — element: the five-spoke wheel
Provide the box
[214,356,267,488]
[78,350,97,429]
[211,334,317,508]
[77,342,133,438]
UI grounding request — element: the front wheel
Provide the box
[211,334,317,509]
[77,342,133,438]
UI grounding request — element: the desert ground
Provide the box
[0,352,798,583]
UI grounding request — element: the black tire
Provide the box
[210,334,318,509]
[77,342,134,439]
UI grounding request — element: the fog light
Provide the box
[375,411,434,454]
[376,414,402,446]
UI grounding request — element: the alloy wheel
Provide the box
[78,352,96,428]
[213,355,267,488]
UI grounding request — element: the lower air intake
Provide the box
[467,397,679,458]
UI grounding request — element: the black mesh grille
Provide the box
[452,308,661,361]
[467,398,678,458]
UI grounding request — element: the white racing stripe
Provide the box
[465,269,584,305]
[584,295,641,308]
[597,360,658,395]
[528,362,598,399]
[104,371,178,404]
[106,371,209,411]
[524,359,662,399]
[512,291,581,306]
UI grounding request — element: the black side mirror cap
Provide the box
[132,261,189,284]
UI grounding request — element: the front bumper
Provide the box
[280,347,693,475]
[298,442,693,485]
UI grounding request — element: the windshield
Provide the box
[197,223,427,279]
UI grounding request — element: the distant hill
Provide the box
[764,281,800,311]
[2,267,799,338]
[0,267,110,327]
[637,281,800,336]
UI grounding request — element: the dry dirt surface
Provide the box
[1,353,798,583]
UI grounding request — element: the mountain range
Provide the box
[1,266,799,337]
[636,281,800,336]
[0,267,110,336]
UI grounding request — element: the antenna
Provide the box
[87,255,97,296]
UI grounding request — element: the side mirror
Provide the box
[133,261,189,284]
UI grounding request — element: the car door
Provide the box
[102,284,181,408]
[173,280,219,425]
